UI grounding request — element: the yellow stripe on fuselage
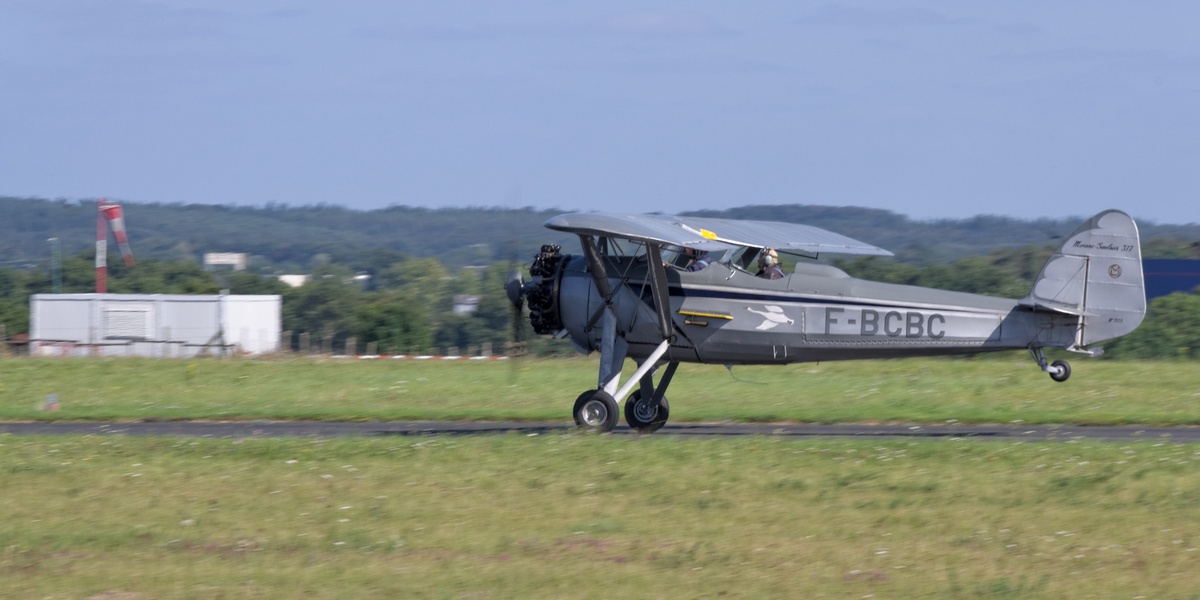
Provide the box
[677,310,733,320]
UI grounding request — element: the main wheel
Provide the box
[573,390,619,433]
[624,390,670,433]
[1049,359,1071,382]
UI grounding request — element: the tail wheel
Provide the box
[624,390,670,433]
[1049,359,1071,382]
[573,390,619,433]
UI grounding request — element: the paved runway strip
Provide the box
[1,421,1198,442]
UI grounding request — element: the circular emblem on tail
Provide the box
[1108,264,1122,278]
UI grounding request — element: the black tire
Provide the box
[1049,359,1071,382]
[573,390,619,433]
[624,390,670,433]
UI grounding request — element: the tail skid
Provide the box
[1021,210,1146,349]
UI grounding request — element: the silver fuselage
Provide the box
[557,256,1080,364]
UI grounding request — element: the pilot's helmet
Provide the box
[759,247,778,267]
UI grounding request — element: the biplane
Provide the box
[506,210,1146,433]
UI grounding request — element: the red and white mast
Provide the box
[96,198,135,293]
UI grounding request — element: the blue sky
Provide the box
[2,1,1197,223]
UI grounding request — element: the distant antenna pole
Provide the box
[48,237,62,294]
[96,198,108,293]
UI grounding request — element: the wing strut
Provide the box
[579,235,624,336]
[643,243,675,341]
[579,235,614,301]
[579,235,680,403]
[579,235,627,393]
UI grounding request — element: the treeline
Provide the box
[1,244,1197,359]
[0,197,575,272]
[4,197,1199,274]
[0,253,550,357]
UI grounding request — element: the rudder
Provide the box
[1021,210,1145,348]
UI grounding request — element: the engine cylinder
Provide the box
[528,245,567,335]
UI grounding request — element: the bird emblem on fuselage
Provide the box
[746,305,794,330]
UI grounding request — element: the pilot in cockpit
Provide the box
[756,248,784,279]
[666,247,711,272]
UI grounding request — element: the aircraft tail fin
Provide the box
[1020,210,1146,347]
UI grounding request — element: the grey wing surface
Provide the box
[543,213,893,256]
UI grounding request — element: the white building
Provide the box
[278,274,310,288]
[452,294,481,316]
[203,252,248,271]
[30,294,281,357]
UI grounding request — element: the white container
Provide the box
[29,294,281,357]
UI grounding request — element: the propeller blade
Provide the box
[503,266,529,382]
[505,271,525,310]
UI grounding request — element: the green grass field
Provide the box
[2,435,1199,599]
[2,355,1199,598]
[1,354,1198,425]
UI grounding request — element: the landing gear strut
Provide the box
[571,234,681,434]
[571,315,678,435]
[1030,347,1071,382]
[573,359,679,434]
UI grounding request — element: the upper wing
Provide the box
[544,212,893,256]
